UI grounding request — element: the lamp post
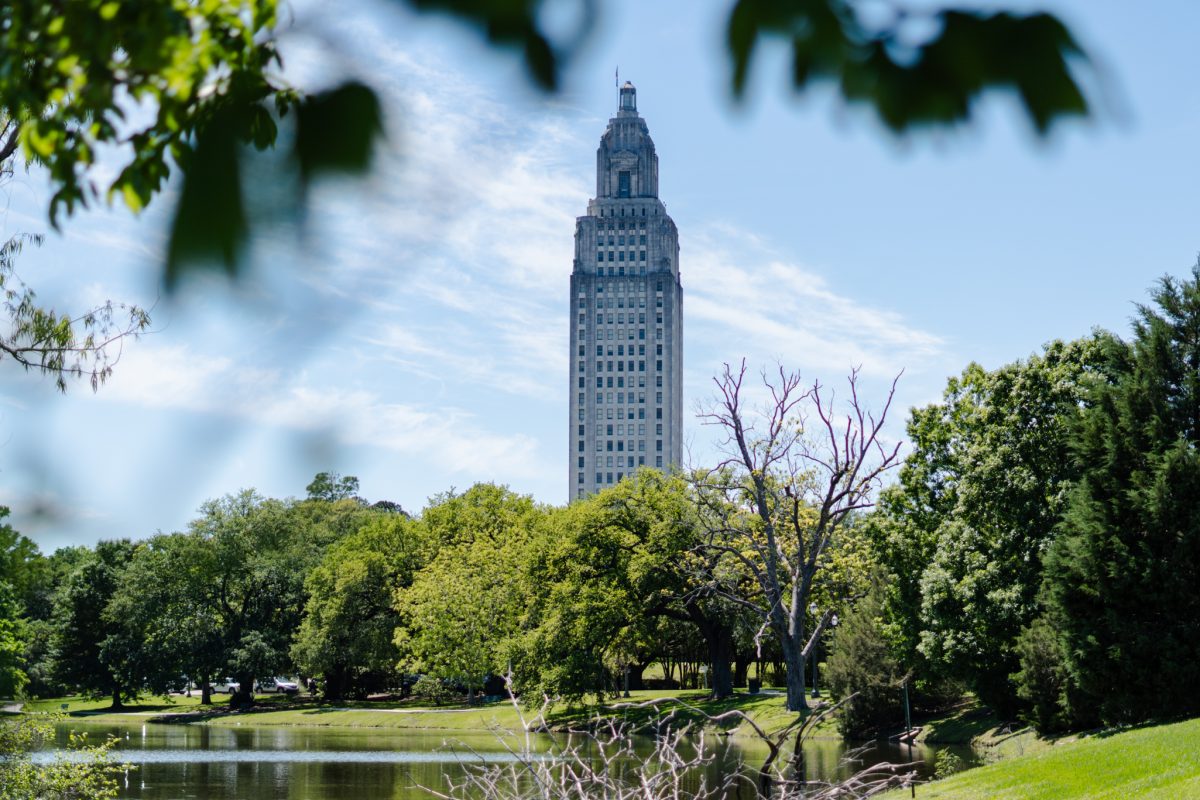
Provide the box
[809,603,819,698]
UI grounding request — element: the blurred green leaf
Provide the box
[294,81,383,180]
[165,109,247,289]
[727,0,1089,134]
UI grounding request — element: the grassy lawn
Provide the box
[888,716,1200,800]
[22,693,292,715]
[20,688,823,739]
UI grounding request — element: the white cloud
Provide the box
[101,342,546,478]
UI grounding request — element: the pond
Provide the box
[49,720,976,799]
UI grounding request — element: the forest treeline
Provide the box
[2,263,1199,738]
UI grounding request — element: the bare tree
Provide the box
[692,361,902,712]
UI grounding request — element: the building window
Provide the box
[579,440,585,451]
[639,456,646,466]
[656,392,663,403]
[656,423,662,435]
[578,377,585,388]
[578,472,584,483]
[578,425,585,436]
[656,408,662,419]
[596,472,603,484]
[655,457,663,467]
[618,171,631,197]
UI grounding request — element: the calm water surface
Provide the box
[51,720,971,799]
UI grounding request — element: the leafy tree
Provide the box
[305,472,362,503]
[50,540,140,708]
[868,335,1121,716]
[1041,260,1200,725]
[0,582,27,698]
[0,231,150,391]
[395,484,541,702]
[105,533,226,703]
[825,580,904,738]
[183,490,311,707]
[292,514,426,699]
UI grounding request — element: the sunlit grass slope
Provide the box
[891,716,1200,800]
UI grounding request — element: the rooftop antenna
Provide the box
[615,66,619,110]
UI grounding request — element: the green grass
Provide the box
[22,693,291,715]
[888,716,1200,800]
[21,688,819,739]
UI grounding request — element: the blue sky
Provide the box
[2,0,1198,550]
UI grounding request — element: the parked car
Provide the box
[257,677,299,694]
[212,679,239,694]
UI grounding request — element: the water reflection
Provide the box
[50,721,973,799]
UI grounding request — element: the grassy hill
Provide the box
[892,716,1200,800]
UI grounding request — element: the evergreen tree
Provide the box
[1043,258,1200,724]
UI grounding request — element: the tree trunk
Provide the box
[628,662,648,691]
[706,624,735,699]
[110,686,123,711]
[734,655,749,688]
[200,671,212,705]
[782,635,809,711]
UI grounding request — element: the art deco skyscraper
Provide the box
[569,82,682,499]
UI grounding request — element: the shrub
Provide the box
[826,582,904,738]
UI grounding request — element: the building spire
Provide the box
[619,80,637,113]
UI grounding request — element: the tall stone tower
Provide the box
[569,81,683,499]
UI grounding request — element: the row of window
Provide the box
[579,344,663,357]
[582,376,655,389]
[584,328,662,341]
[579,459,665,485]
[576,391,665,406]
[581,313,665,326]
[590,439,658,453]
[597,219,647,232]
[599,234,648,246]
[595,280,665,293]
[580,422,663,437]
[585,358,664,373]
[597,250,647,263]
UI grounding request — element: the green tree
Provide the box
[105,533,226,703]
[825,580,904,739]
[293,514,426,699]
[1041,260,1200,725]
[0,583,27,699]
[184,490,311,707]
[50,540,140,708]
[394,484,541,702]
[868,335,1121,716]
[305,472,362,503]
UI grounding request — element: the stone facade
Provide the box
[569,82,683,499]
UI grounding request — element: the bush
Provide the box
[826,582,904,739]
[412,675,453,706]
[1013,616,1069,732]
